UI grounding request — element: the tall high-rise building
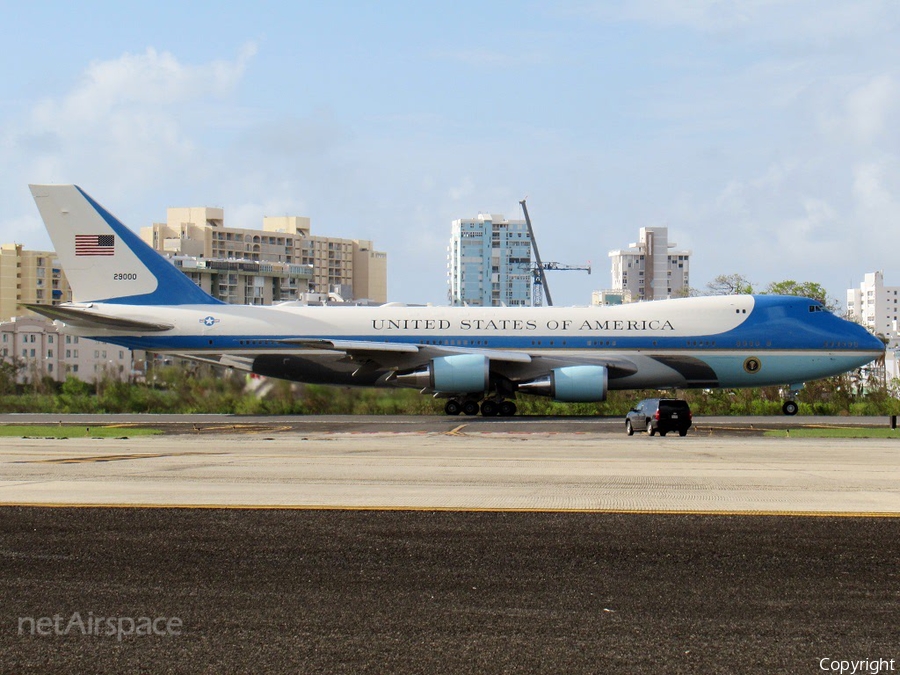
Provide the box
[0,244,72,322]
[608,226,690,302]
[847,271,900,348]
[141,207,388,303]
[447,214,532,307]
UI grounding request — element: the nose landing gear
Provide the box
[782,400,799,416]
[781,384,803,415]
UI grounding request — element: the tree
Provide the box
[671,286,701,298]
[0,359,23,395]
[762,280,839,312]
[706,274,754,295]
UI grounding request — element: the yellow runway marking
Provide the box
[19,452,225,464]
[445,424,468,436]
[24,453,163,464]
[187,424,294,434]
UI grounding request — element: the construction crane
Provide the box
[519,199,591,307]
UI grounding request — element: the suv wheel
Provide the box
[647,420,656,436]
[626,420,634,436]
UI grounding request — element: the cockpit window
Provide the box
[808,304,824,313]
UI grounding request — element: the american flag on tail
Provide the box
[75,234,115,256]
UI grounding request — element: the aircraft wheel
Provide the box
[499,401,517,417]
[782,400,799,416]
[480,400,499,417]
[462,400,480,416]
[647,421,656,436]
[444,400,462,416]
[626,420,634,436]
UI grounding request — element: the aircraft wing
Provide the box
[278,337,531,364]
[282,338,423,355]
[169,353,257,372]
[275,337,637,380]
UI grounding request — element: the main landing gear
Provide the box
[444,398,517,417]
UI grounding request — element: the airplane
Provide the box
[26,184,884,417]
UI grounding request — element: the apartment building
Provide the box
[0,244,72,322]
[447,214,532,307]
[608,226,691,302]
[847,271,900,348]
[0,316,132,384]
[170,256,313,305]
[141,207,387,303]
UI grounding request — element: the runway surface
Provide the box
[0,426,897,513]
[0,412,896,434]
[1,417,898,673]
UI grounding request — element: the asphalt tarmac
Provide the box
[2,508,899,674]
[2,429,898,513]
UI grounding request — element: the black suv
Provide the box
[626,398,692,437]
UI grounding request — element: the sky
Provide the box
[2,1,899,308]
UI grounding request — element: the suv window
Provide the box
[639,399,658,413]
[659,400,690,413]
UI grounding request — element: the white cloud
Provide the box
[31,44,255,131]
[0,43,260,258]
[5,44,256,196]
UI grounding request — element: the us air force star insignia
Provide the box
[201,316,220,327]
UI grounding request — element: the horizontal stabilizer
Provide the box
[23,303,174,332]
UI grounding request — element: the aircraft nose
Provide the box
[851,320,887,354]
[862,330,887,354]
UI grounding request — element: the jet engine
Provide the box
[393,353,490,393]
[518,365,608,402]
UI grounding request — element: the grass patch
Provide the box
[0,425,162,438]
[763,427,900,439]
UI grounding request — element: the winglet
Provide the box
[29,184,222,306]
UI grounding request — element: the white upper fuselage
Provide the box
[58,294,884,391]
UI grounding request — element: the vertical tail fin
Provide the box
[29,185,221,306]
